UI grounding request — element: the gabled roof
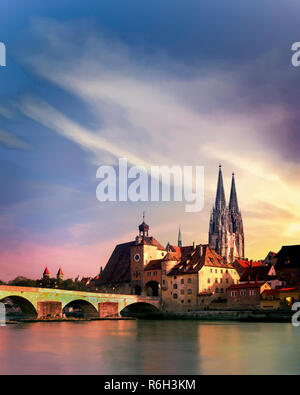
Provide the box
[168,245,234,276]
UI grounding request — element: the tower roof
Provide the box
[215,165,226,210]
[43,267,50,275]
[229,172,239,212]
[57,268,63,275]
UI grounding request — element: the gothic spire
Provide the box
[215,165,226,210]
[178,225,182,248]
[229,172,239,212]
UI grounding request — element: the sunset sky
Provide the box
[0,1,300,281]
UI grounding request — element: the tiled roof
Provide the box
[43,267,50,275]
[141,236,166,251]
[239,265,273,282]
[168,245,234,276]
[235,259,263,268]
[95,241,135,285]
[144,259,163,271]
[227,282,267,290]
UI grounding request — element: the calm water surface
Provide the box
[0,320,299,375]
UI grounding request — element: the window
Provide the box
[162,280,165,285]
[241,291,246,296]
[220,270,223,274]
[173,293,178,299]
[250,290,256,296]
[180,290,184,295]
[220,288,224,293]
[188,278,192,284]
[147,272,151,277]
[210,269,213,273]
[181,279,184,284]
[220,278,223,284]
[174,276,177,279]
[181,300,184,304]
[215,269,218,274]
[173,284,178,289]
[188,289,192,295]
[226,270,228,274]
[153,271,157,276]
[215,288,219,293]
[208,278,210,283]
[226,278,229,284]
[215,278,218,283]
[231,291,237,297]
[188,299,191,303]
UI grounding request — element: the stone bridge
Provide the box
[0,285,161,320]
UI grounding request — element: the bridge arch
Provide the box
[0,295,37,320]
[120,302,160,317]
[63,299,98,318]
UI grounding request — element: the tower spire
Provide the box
[178,225,182,248]
[215,164,226,210]
[229,172,239,212]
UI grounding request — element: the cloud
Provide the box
[0,129,28,150]
[4,16,299,275]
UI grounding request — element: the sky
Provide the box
[0,0,300,281]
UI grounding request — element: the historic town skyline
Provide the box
[1,1,300,282]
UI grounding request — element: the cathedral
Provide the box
[209,165,245,263]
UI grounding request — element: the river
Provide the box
[0,320,299,374]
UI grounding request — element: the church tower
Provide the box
[209,166,245,262]
[228,172,245,261]
[178,226,182,248]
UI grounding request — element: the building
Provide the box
[263,251,277,266]
[274,245,300,285]
[209,166,245,263]
[95,217,167,295]
[43,267,50,279]
[57,268,64,281]
[162,244,240,311]
[239,264,283,289]
[260,286,300,310]
[227,282,271,309]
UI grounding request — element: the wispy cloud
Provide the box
[0,129,28,150]
[6,17,300,272]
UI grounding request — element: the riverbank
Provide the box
[132,309,293,322]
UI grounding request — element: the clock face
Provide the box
[134,253,140,262]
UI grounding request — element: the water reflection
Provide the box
[0,321,299,374]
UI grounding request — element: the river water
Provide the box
[0,320,299,375]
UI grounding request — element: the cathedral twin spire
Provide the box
[215,165,239,213]
[209,165,244,262]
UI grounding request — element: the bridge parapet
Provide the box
[0,285,161,319]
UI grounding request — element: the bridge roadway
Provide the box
[0,285,160,319]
